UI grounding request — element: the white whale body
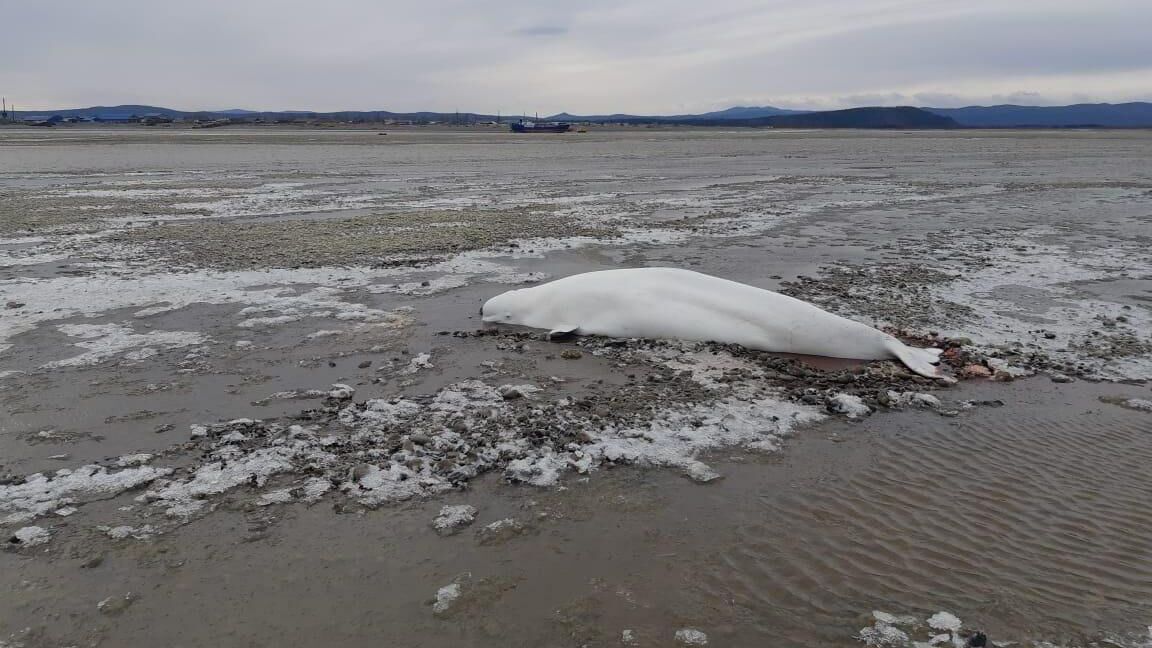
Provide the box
[481,268,946,379]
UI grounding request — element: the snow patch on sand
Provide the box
[1,464,171,525]
[432,583,461,615]
[143,447,297,517]
[588,395,824,482]
[100,524,157,540]
[932,242,1152,380]
[675,628,709,646]
[12,525,52,546]
[828,393,873,418]
[42,323,207,368]
[398,352,434,375]
[433,504,478,535]
[1,266,416,349]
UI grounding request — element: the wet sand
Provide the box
[2,128,1151,647]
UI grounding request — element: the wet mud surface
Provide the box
[2,128,1151,647]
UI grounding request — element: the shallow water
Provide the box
[4,381,1150,647]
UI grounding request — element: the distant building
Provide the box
[139,114,173,125]
[20,114,63,125]
[92,113,139,124]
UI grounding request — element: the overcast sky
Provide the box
[4,0,1150,113]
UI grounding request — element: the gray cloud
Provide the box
[514,25,569,37]
[2,0,1149,113]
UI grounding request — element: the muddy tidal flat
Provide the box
[2,127,1152,648]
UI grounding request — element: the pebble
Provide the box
[97,593,138,616]
[358,360,372,369]
[560,349,583,360]
[958,364,992,378]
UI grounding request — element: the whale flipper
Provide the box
[548,325,580,340]
[886,340,946,379]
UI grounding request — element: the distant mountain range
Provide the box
[924,103,1152,127]
[549,102,1152,127]
[8,102,1152,128]
[549,107,956,128]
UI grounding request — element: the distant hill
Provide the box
[926,102,1152,127]
[763,106,957,129]
[8,104,511,123]
[695,106,808,119]
[10,102,1152,128]
[606,107,956,129]
[546,105,806,122]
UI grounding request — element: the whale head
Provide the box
[481,289,530,325]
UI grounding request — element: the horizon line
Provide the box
[5,99,1152,116]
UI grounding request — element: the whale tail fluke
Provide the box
[887,341,947,380]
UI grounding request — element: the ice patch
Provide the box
[257,489,295,506]
[42,323,207,368]
[857,610,971,648]
[12,525,51,546]
[933,242,1152,380]
[649,346,764,389]
[1105,397,1152,413]
[115,453,154,467]
[588,395,824,482]
[398,352,434,375]
[675,628,709,646]
[343,463,450,506]
[1,266,415,349]
[885,392,942,409]
[305,329,343,339]
[1,464,171,525]
[504,451,569,487]
[828,393,873,418]
[328,384,355,399]
[927,612,962,633]
[100,524,157,540]
[143,447,297,517]
[433,504,478,535]
[301,477,332,502]
[432,582,461,615]
[253,389,329,405]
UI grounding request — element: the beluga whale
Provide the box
[481,267,948,379]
